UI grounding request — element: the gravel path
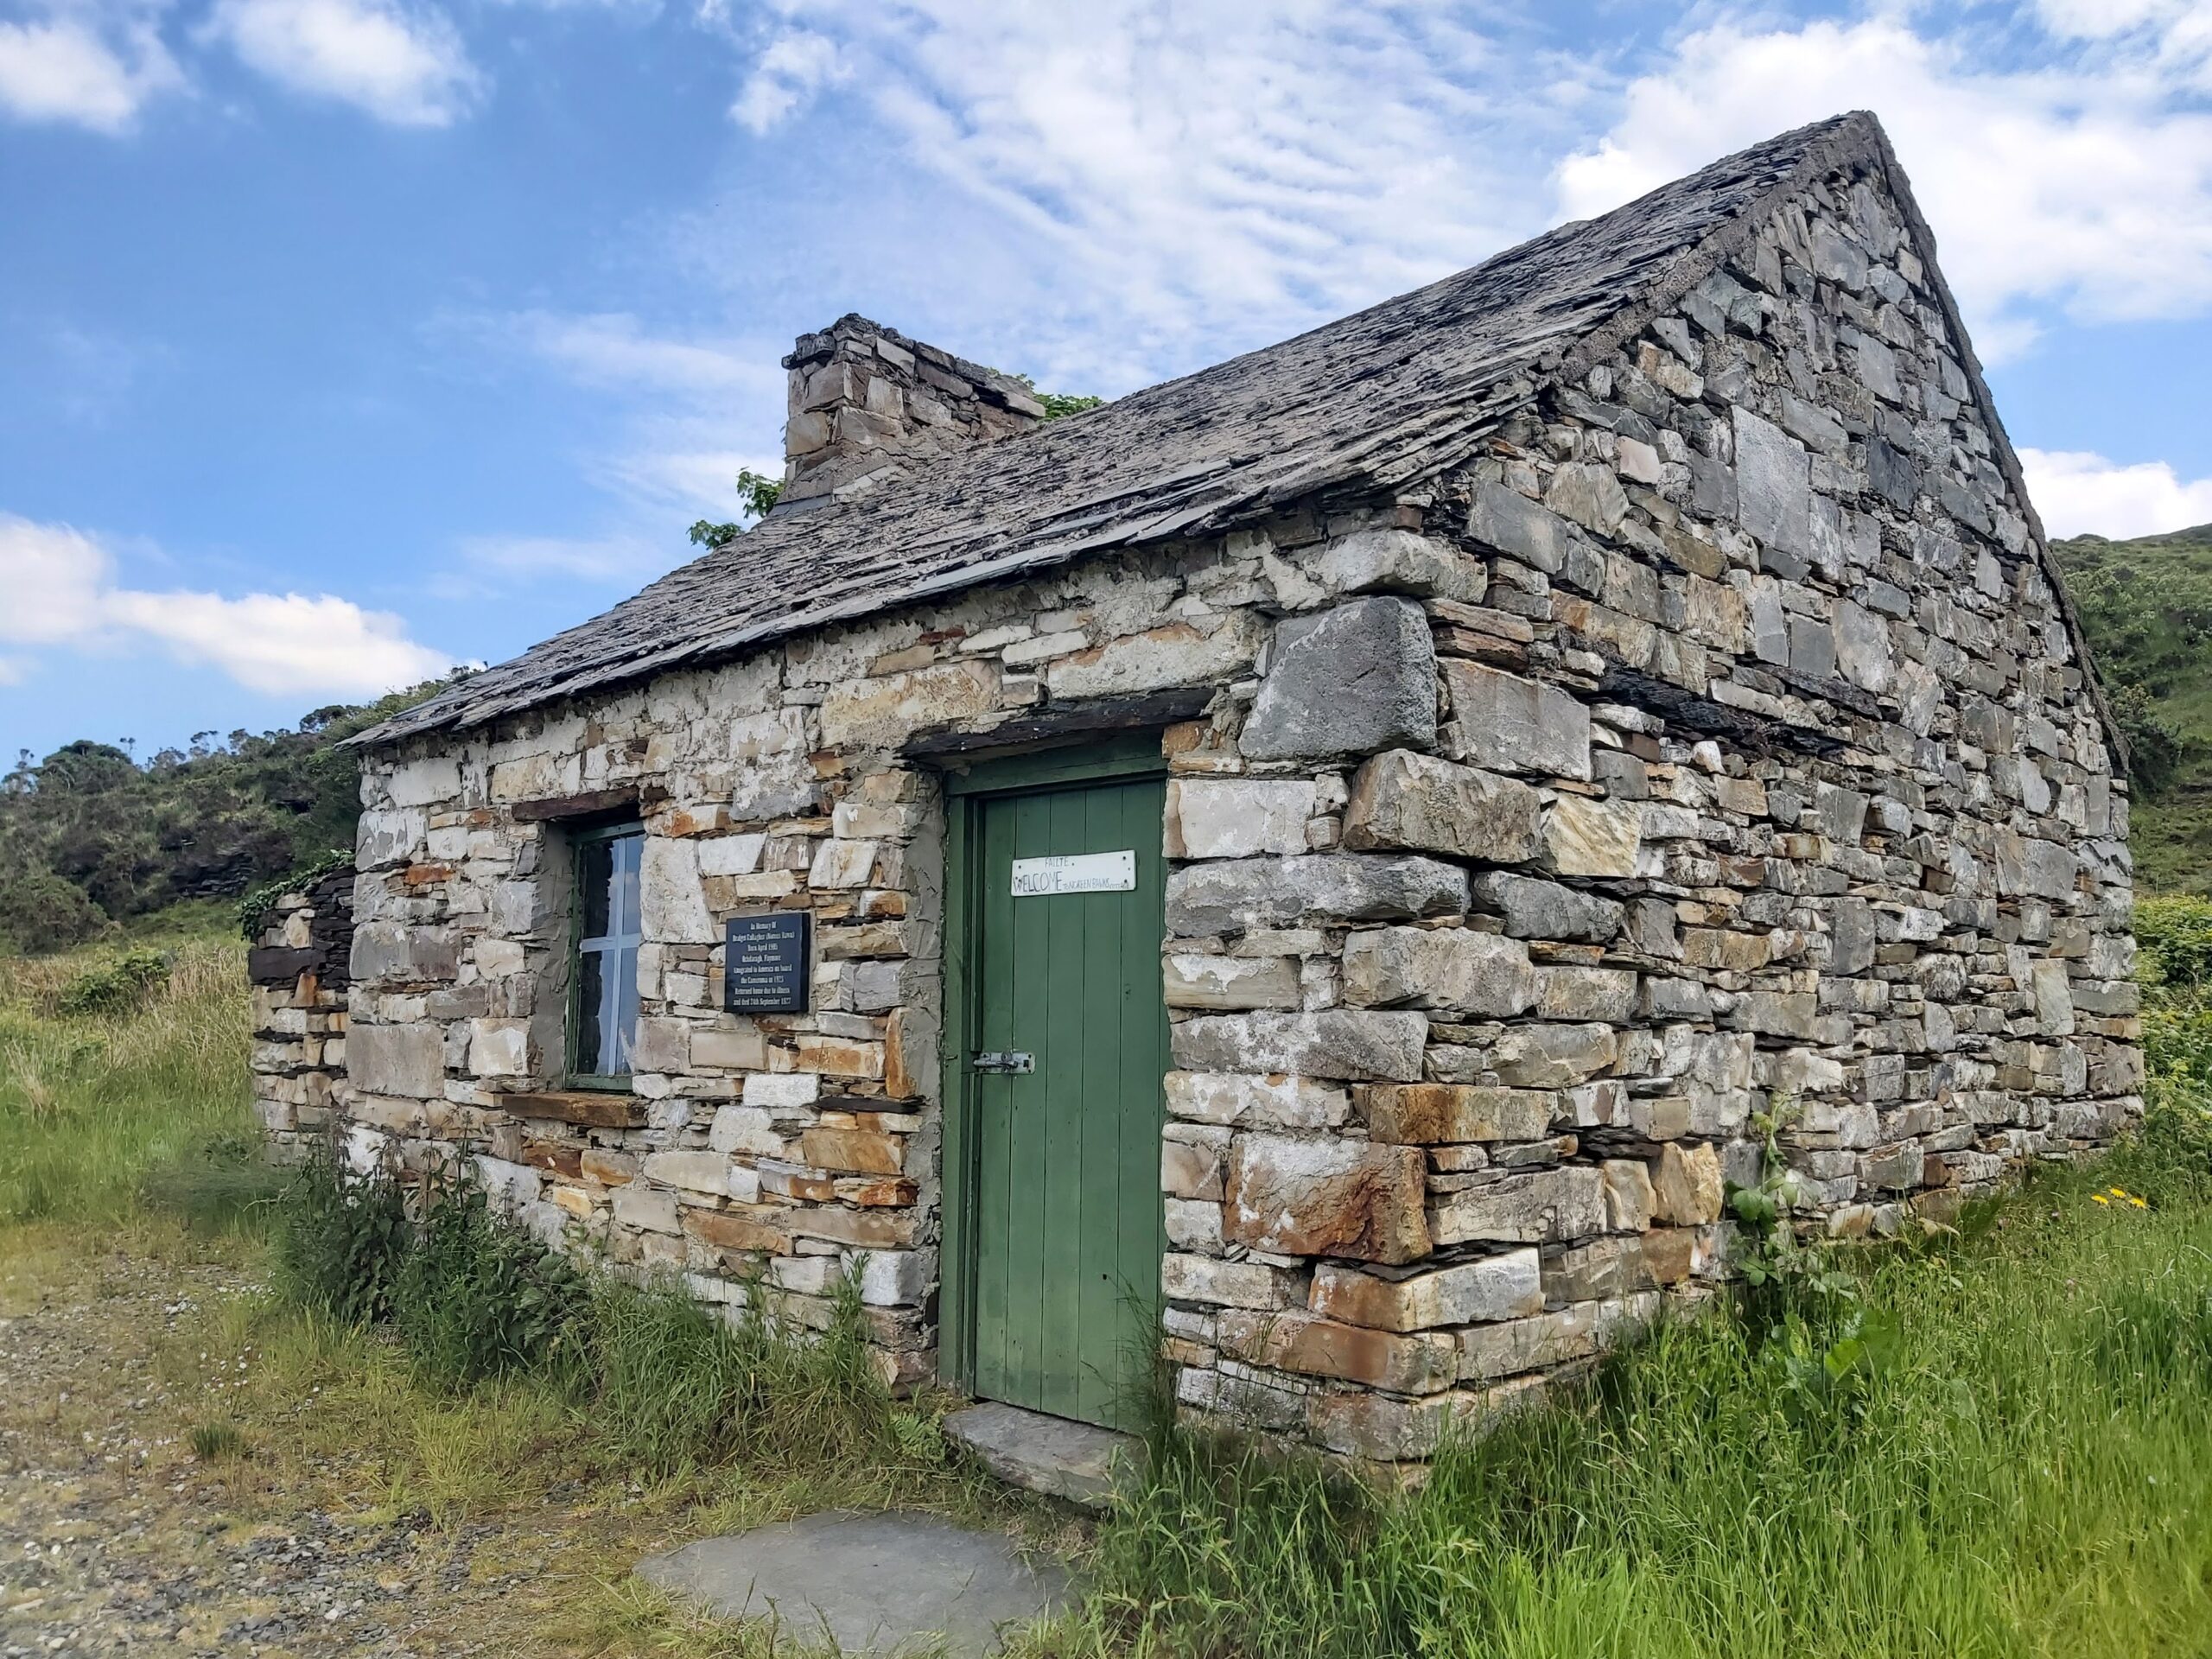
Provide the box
[0,1247,621,1658]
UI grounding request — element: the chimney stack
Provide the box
[779,315,1046,507]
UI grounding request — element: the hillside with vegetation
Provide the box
[2053,524,2212,893]
[0,678,459,955]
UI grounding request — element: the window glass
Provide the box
[575,828,644,1077]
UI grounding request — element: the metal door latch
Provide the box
[971,1051,1034,1074]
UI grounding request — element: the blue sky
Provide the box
[4,0,2212,763]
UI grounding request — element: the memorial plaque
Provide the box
[722,912,811,1014]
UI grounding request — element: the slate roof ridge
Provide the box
[360,111,1941,749]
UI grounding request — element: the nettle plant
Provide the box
[1726,1091,1903,1434]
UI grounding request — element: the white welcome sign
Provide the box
[1011,850,1137,897]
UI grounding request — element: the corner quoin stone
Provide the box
[1342,749,1541,864]
[1242,597,1439,760]
[1224,1133,1432,1265]
[1443,661,1592,780]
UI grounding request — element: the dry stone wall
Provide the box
[246,866,354,1162]
[321,149,2139,1459]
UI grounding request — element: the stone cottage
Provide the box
[264,111,2143,1464]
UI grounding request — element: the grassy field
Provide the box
[4,923,2212,1657]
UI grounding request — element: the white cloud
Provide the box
[0,512,457,696]
[482,310,781,397]
[714,2,1585,378]
[1554,16,2212,362]
[2020,448,2212,540]
[204,0,481,125]
[0,9,181,133]
[731,28,842,133]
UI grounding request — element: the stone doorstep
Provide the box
[636,1509,1071,1659]
[943,1401,1136,1510]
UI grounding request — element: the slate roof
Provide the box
[362,111,1976,747]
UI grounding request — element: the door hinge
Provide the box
[971,1051,1035,1075]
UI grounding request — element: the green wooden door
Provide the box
[958,769,1168,1429]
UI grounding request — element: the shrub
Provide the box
[270,1140,410,1325]
[2137,893,2212,991]
[394,1166,588,1388]
[0,868,109,956]
[56,949,170,1017]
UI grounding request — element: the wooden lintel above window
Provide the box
[510,785,640,823]
[493,1090,645,1128]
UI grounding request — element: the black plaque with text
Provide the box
[722,912,811,1014]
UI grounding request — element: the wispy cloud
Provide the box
[0,4,182,132]
[715,1,1592,383]
[203,0,482,125]
[1554,14,2212,363]
[2020,448,2212,540]
[0,512,460,696]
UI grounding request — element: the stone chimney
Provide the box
[779,315,1047,507]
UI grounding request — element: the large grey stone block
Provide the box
[1307,528,1486,604]
[1735,407,1810,558]
[1224,1134,1431,1263]
[1443,662,1592,780]
[1342,926,1537,1018]
[1172,1010,1429,1081]
[1242,598,1437,760]
[348,1022,446,1100]
[1466,480,1577,573]
[1471,872,1624,943]
[1342,749,1541,862]
[1166,854,1467,936]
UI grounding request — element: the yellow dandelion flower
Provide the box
[2131,1197,2148,1209]
[2110,1186,2128,1198]
[2092,1193,2109,1205]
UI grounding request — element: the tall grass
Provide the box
[1059,1155,2212,1659]
[0,938,260,1225]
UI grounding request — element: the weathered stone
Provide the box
[2031,959,2075,1037]
[1534,965,1637,1023]
[1166,855,1467,936]
[640,837,716,944]
[1342,749,1541,863]
[1491,1023,1618,1087]
[1444,662,1592,780]
[1224,1133,1431,1264]
[819,660,997,749]
[1467,480,1580,572]
[1601,1159,1655,1231]
[1459,1295,1656,1382]
[1471,872,1623,943]
[643,1150,735,1195]
[1217,1309,1457,1392]
[350,922,460,985]
[1164,952,1302,1010]
[1541,796,1642,878]
[1308,528,1486,603]
[1309,1249,1543,1332]
[1165,779,1317,859]
[1165,1071,1351,1129]
[1544,461,1629,535]
[1360,1084,1554,1144]
[1650,1142,1723,1225]
[1429,1166,1607,1245]
[1832,599,1893,693]
[1735,407,1811,557]
[1047,617,1260,700]
[348,1023,444,1099]
[1342,926,1536,1018]
[1172,1010,1429,1082]
[1242,599,1437,760]
[1161,1252,1288,1309]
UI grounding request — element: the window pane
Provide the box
[576,949,607,1071]
[608,833,642,939]
[579,838,613,938]
[608,944,640,1074]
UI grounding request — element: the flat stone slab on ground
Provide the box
[635,1510,1070,1657]
[944,1401,1135,1509]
